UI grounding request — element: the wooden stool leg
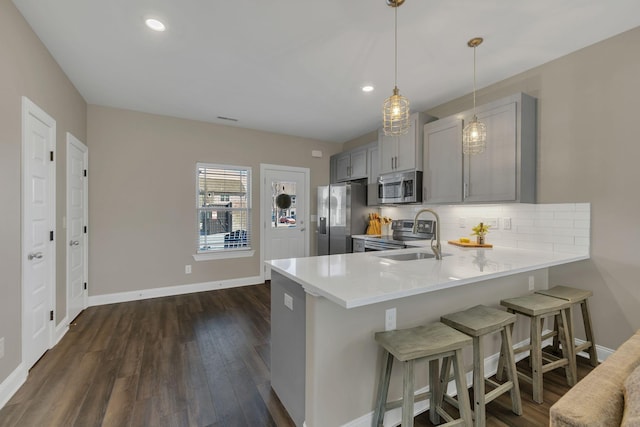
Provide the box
[552,316,560,353]
[372,350,393,427]
[581,299,599,367]
[402,360,415,427]
[531,315,544,404]
[429,358,441,425]
[565,305,578,382]
[453,348,473,426]
[501,324,523,415]
[558,309,577,386]
[496,309,513,381]
[473,336,485,427]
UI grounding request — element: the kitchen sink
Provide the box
[376,251,450,261]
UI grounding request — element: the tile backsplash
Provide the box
[380,203,590,256]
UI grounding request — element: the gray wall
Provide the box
[345,26,640,350]
[0,1,86,383]
[87,105,342,297]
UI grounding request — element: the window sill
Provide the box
[193,249,255,262]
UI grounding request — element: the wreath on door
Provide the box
[276,193,292,210]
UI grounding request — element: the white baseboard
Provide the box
[339,331,560,427]
[54,315,69,346]
[0,363,27,410]
[87,275,264,306]
[574,337,613,362]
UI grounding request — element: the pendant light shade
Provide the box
[462,37,486,155]
[383,0,410,136]
[383,86,410,135]
[463,116,487,155]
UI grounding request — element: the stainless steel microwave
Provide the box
[378,170,423,204]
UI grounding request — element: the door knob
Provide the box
[70,240,80,246]
[28,252,43,260]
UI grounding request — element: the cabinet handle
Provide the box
[464,182,469,199]
[391,158,394,170]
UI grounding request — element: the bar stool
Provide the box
[372,322,473,427]
[535,285,598,373]
[441,305,522,427]
[498,293,576,404]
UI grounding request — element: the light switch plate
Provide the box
[503,217,512,230]
[284,293,293,311]
[385,308,396,331]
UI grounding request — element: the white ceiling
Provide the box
[13,0,640,143]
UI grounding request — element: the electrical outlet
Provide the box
[284,293,293,311]
[485,218,498,228]
[459,217,466,228]
[0,337,4,359]
[528,275,535,291]
[503,217,512,230]
[385,308,396,331]
[185,265,192,274]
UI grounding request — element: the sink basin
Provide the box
[376,251,450,261]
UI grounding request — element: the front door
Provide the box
[22,97,56,369]
[66,133,88,323]
[261,164,309,280]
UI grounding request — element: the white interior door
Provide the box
[261,164,310,280]
[22,97,56,369]
[66,133,88,323]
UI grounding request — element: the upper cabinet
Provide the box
[378,112,436,175]
[335,147,368,182]
[423,93,537,204]
[330,141,377,184]
[423,116,464,203]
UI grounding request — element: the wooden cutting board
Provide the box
[448,239,493,248]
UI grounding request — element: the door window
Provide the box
[271,181,297,228]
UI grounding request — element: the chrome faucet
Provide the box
[412,208,442,260]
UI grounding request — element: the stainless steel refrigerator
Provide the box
[317,181,368,255]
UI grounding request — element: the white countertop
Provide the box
[266,245,588,309]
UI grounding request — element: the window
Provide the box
[195,163,253,260]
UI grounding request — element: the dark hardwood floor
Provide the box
[0,284,593,426]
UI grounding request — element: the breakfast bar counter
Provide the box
[268,245,588,309]
[266,247,589,427]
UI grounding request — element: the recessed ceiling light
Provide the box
[362,85,375,93]
[145,18,166,32]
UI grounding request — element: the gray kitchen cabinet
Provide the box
[352,237,365,253]
[423,116,463,203]
[423,92,537,204]
[367,145,379,185]
[378,112,435,174]
[330,141,377,184]
[335,147,368,182]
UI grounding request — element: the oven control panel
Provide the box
[391,219,435,240]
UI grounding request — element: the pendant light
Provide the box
[382,0,410,136]
[462,37,487,155]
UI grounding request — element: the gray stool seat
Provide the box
[373,322,473,427]
[536,285,598,368]
[441,305,522,427]
[498,293,576,404]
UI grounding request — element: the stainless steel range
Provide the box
[360,219,435,251]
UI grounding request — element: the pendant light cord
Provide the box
[394,5,398,88]
[472,45,477,115]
